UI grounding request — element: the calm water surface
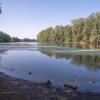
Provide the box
[0,42,100,92]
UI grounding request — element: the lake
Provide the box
[0,42,100,92]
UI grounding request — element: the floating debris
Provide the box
[90,80,95,84]
[64,84,77,90]
[46,80,52,87]
[28,72,32,75]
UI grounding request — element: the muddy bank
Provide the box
[0,72,100,100]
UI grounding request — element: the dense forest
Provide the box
[37,12,100,44]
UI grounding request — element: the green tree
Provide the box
[83,13,95,42]
[11,37,21,42]
[64,25,72,42]
[71,18,84,42]
[0,31,11,42]
[37,12,100,44]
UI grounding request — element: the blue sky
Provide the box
[0,0,100,39]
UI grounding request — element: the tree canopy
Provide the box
[37,12,100,44]
[0,31,11,42]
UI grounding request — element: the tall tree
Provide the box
[37,12,100,44]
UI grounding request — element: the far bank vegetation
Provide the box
[37,12,100,44]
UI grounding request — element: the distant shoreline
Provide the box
[38,41,100,45]
[59,41,100,45]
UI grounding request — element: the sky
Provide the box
[0,0,100,39]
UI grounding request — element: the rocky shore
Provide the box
[0,72,100,100]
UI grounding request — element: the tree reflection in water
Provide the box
[39,43,100,72]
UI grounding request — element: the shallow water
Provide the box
[0,42,100,92]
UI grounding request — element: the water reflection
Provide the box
[0,43,100,92]
[39,43,100,72]
[41,51,100,71]
[43,43,100,49]
[0,49,7,57]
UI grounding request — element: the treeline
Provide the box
[37,12,100,44]
[11,37,37,42]
[0,31,11,42]
[0,31,37,42]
